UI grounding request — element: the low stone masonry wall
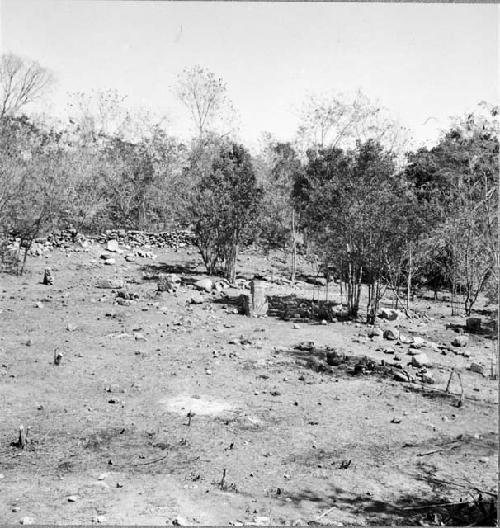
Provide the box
[5,228,197,256]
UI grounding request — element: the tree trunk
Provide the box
[225,239,238,284]
[290,209,296,283]
[407,243,412,310]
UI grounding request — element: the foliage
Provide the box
[187,140,262,281]
[300,140,418,320]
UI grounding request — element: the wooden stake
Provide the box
[219,468,226,490]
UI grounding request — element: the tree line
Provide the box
[0,54,498,318]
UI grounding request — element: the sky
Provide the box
[0,0,498,150]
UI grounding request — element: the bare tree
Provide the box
[295,90,411,164]
[174,65,237,139]
[0,53,55,118]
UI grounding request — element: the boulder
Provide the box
[158,274,179,293]
[326,350,345,366]
[379,308,399,321]
[104,258,116,265]
[421,372,435,384]
[412,336,426,348]
[383,328,400,341]
[411,353,429,367]
[452,335,469,348]
[469,362,484,376]
[194,278,213,292]
[368,327,383,338]
[394,371,409,382]
[106,239,119,252]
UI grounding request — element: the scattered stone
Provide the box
[252,517,271,526]
[172,516,189,526]
[20,517,35,525]
[194,279,213,292]
[383,328,399,341]
[106,239,119,252]
[383,348,395,354]
[104,258,116,265]
[421,372,435,384]
[67,495,78,502]
[399,334,413,344]
[158,274,179,293]
[125,255,135,263]
[379,308,400,321]
[134,333,147,342]
[368,327,383,338]
[452,336,469,348]
[411,353,429,367]
[394,371,409,382]
[189,295,204,305]
[412,336,426,348]
[25,338,33,347]
[293,323,300,330]
[469,362,484,376]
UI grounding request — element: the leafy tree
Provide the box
[187,141,262,282]
[256,139,303,280]
[0,116,72,271]
[301,140,413,321]
[405,104,499,315]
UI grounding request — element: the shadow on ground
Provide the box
[277,481,497,526]
[140,262,203,278]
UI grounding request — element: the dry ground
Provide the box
[0,244,497,526]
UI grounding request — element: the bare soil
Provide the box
[0,245,497,526]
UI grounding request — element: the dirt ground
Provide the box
[0,243,497,526]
